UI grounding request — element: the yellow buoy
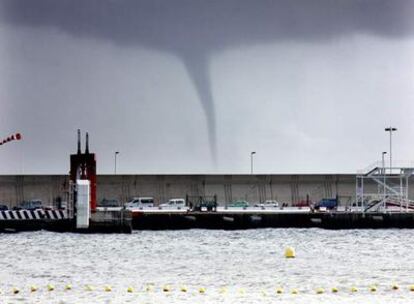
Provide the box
[276,287,283,294]
[145,285,154,292]
[47,284,54,291]
[409,285,414,292]
[12,287,20,294]
[180,285,188,292]
[219,287,228,294]
[331,287,339,293]
[291,288,298,294]
[163,285,171,292]
[370,285,377,292]
[316,287,324,294]
[85,285,94,291]
[351,286,358,293]
[30,285,38,292]
[199,287,206,294]
[285,246,296,258]
[104,285,112,292]
[392,284,399,290]
[127,286,134,293]
[65,284,72,291]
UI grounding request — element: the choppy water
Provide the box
[1,229,414,303]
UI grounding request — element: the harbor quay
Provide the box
[1,172,414,231]
[0,173,373,209]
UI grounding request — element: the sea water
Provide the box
[1,228,413,303]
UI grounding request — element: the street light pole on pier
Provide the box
[384,127,397,173]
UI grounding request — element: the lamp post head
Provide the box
[115,151,120,155]
[251,151,256,155]
[382,151,387,155]
[385,127,397,132]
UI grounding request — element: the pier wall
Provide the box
[0,174,411,208]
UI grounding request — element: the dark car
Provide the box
[20,200,43,210]
[316,198,338,210]
[0,204,8,211]
[98,199,120,207]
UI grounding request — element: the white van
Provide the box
[159,198,186,210]
[124,197,154,209]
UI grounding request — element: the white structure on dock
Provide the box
[76,180,90,229]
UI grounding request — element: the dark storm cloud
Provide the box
[2,0,413,46]
[1,0,413,162]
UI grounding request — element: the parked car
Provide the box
[315,198,338,210]
[98,198,120,207]
[125,197,154,209]
[159,198,186,209]
[228,200,249,208]
[0,204,8,211]
[292,200,310,207]
[20,199,43,210]
[254,200,279,208]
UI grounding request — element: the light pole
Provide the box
[382,151,387,206]
[114,151,120,175]
[381,151,387,175]
[384,127,397,172]
[250,151,256,175]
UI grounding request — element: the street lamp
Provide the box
[250,151,256,175]
[382,151,387,206]
[114,151,120,175]
[384,127,397,172]
[381,151,387,175]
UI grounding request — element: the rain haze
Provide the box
[0,0,413,174]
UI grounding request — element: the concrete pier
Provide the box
[0,209,132,233]
[132,210,414,230]
[0,174,395,208]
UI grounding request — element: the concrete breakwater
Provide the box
[0,174,386,208]
[0,209,132,233]
[132,211,414,230]
[2,208,414,231]
[2,173,414,232]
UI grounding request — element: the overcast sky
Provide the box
[0,0,414,174]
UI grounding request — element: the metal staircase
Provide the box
[356,163,414,213]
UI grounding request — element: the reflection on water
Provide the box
[1,229,414,303]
